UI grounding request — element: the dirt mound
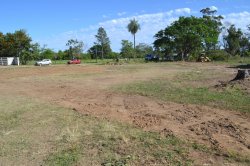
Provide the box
[189,118,250,151]
[130,113,162,128]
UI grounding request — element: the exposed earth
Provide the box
[0,63,249,165]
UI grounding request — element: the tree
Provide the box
[120,40,134,59]
[135,43,153,58]
[95,27,111,59]
[41,48,55,59]
[127,19,141,52]
[13,30,32,58]
[57,50,67,60]
[0,29,32,64]
[153,12,223,61]
[223,25,243,56]
[200,7,217,16]
[0,32,5,56]
[154,30,174,56]
[88,43,112,59]
[30,43,41,60]
[66,39,84,59]
[239,36,249,57]
[200,7,223,51]
[154,16,205,60]
[88,44,102,59]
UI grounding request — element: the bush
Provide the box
[80,53,91,60]
[206,50,230,61]
[241,51,250,57]
[188,54,198,61]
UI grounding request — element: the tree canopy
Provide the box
[153,8,223,60]
[0,29,33,64]
[120,40,134,59]
[95,27,111,59]
[66,39,84,59]
[135,43,153,58]
[127,19,141,52]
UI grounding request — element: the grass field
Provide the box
[0,61,249,165]
[114,72,250,113]
[0,95,200,165]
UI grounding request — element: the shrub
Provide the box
[206,50,230,61]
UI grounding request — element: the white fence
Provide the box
[0,57,19,66]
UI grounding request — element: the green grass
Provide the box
[26,60,69,65]
[0,95,201,165]
[114,78,250,113]
[25,58,147,66]
[45,146,79,166]
[213,56,250,65]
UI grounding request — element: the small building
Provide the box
[0,57,20,66]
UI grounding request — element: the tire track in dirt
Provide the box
[50,90,250,159]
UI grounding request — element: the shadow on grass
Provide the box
[228,64,250,69]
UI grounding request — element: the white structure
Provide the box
[0,57,20,66]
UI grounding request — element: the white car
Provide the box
[35,59,52,66]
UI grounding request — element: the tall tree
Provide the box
[14,30,32,57]
[95,27,111,59]
[223,25,243,56]
[200,7,223,51]
[154,10,223,61]
[88,44,102,59]
[239,35,249,57]
[127,19,141,51]
[66,39,84,59]
[135,43,153,58]
[154,16,207,60]
[30,42,41,60]
[120,40,134,59]
[200,7,217,16]
[0,32,5,56]
[0,29,32,64]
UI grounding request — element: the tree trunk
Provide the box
[232,69,250,81]
[133,34,136,59]
[181,52,184,61]
[101,45,104,59]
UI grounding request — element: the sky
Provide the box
[1,0,250,52]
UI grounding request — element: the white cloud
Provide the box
[102,15,108,18]
[38,8,250,52]
[175,8,191,14]
[223,11,250,31]
[210,6,218,11]
[39,8,191,52]
[117,12,127,16]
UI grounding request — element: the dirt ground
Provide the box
[0,63,249,164]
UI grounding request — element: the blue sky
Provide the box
[1,0,250,52]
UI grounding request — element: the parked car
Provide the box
[145,54,159,62]
[35,59,52,66]
[67,59,81,64]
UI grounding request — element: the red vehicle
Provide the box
[67,59,81,64]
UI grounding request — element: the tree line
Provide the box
[1,7,250,64]
[0,23,149,64]
[154,7,250,61]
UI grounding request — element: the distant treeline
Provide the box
[1,7,250,64]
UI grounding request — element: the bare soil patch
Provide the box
[0,63,249,164]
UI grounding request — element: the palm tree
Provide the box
[127,19,141,51]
